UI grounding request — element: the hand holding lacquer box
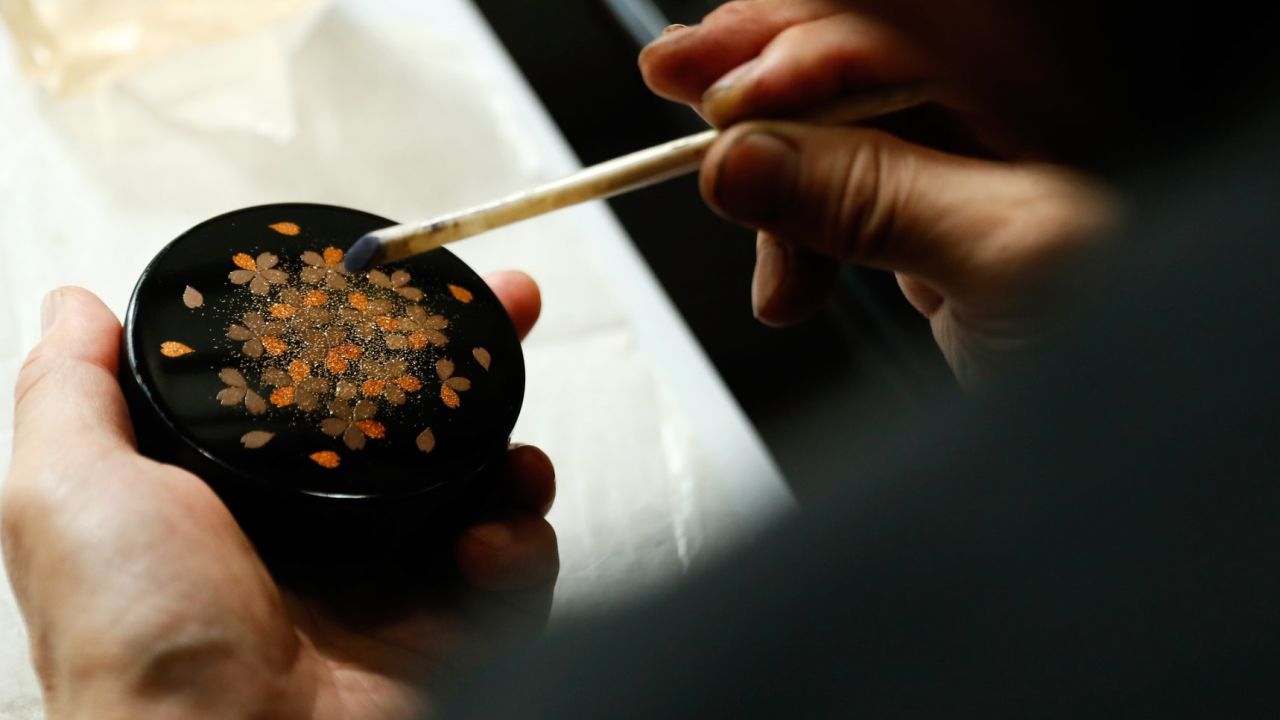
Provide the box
[121,204,525,557]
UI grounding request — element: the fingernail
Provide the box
[712,130,800,226]
[646,22,693,50]
[466,524,511,552]
[752,238,790,321]
[702,58,761,122]
[41,289,63,337]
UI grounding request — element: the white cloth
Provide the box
[0,1,791,715]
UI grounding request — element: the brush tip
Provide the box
[344,234,381,273]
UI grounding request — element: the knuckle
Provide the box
[831,130,899,262]
[704,0,756,25]
[13,347,74,415]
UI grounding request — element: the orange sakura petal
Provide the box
[441,384,460,409]
[310,451,340,469]
[288,360,310,381]
[303,290,329,307]
[362,379,386,397]
[448,284,474,303]
[269,221,300,236]
[397,375,422,393]
[270,386,295,407]
[347,292,369,312]
[408,330,429,350]
[261,336,287,356]
[323,247,344,266]
[325,351,349,375]
[269,303,298,319]
[355,420,385,439]
[160,341,195,358]
[336,343,363,360]
[374,315,398,332]
[232,252,257,271]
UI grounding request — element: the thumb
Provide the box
[11,287,135,467]
[700,121,1077,296]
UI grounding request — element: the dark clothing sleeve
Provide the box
[440,107,1280,718]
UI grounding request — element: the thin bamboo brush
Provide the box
[344,84,933,272]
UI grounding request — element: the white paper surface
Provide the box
[0,1,792,715]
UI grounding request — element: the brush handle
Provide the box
[363,84,933,264]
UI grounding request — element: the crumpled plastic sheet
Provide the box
[0,2,785,715]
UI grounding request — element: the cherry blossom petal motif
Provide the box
[269,222,300,236]
[447,284,473,303]
[218,385,247,406]
[240,431,275,449]
[334,380,358,401]
[183,286,204,309]
[343,426,366,451]
[436,358,470,409]
[473,347,491,371]
[416,428,436,453]
[161,341,194,358]
[310,451,341,469]
[229,269,256,285]
[321,417,349,437]
[245,391,267,415]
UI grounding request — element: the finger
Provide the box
[703,13,927,127]
[896,272,945,317]
[752,232,841,326]
[701,121,1061,293]
[11,287,135,463]
[639,0,844,105]
[456,515,560,592]
[477,444,556,517]
[483,271,541,341]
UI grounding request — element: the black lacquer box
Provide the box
[121,204,525,557]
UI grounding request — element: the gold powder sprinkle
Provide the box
[416,428,436,453]
[183,286,204,309]
[310,451,341,469]
[160,341,194,358]
[240,431,275,449]
[473,347,491,370]
[269,222,301,236]
[448,284,474,303]
[270,386,296,408]
[232,252,257,271]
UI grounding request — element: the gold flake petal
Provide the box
[269,222,301,236]
[182,286,204,309]
[416,428,436,453]
[310,451,341,469]
[160,341,194,358]
[240,431,275,449]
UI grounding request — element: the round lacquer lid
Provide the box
[122,204,524,524]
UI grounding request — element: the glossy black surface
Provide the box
[123,204,524,512]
